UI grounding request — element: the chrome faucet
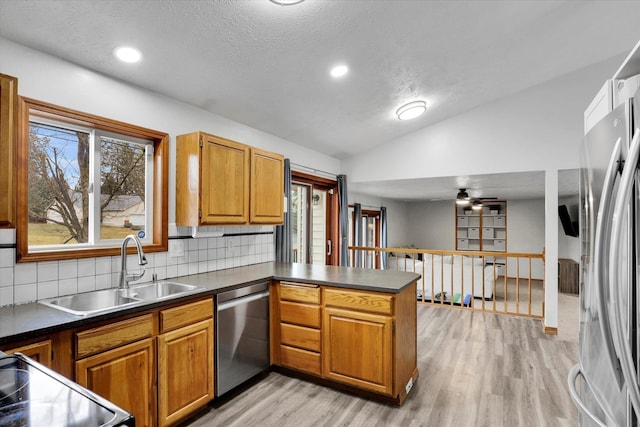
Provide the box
[118,234,148,289]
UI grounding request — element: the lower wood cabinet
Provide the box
[271,281,418,404]
[323,307,393,395]
[157,318,214,426]
[70,297,214,427]
[2,339,52,368]
[76,338,156,427]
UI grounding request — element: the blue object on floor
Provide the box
[463,294,472,306]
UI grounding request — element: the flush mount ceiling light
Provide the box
[330,64,349,78]
[396,100,427,120]
[455,188,470,205]
[114,46,142,63]
[269,0,305,4]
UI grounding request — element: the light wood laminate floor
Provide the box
[183,304,579,427]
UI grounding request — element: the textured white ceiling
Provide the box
[0,0,636,200]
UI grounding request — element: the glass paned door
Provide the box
[291,183,309,263]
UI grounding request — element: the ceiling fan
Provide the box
[455,188,498,209]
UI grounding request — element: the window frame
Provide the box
[17,97,168,262]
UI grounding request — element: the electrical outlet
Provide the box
[226,237,234,257]
[405,377,413,394]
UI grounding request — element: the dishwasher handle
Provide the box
[217,290,270,311]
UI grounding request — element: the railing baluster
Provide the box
[346,246,545,319]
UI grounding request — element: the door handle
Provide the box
[567,364,608,427]
[592,136,624,386]
[327,240,332,256]
[608,127,640,416]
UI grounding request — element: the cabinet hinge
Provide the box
[392,322,395,333]
[199,210,202,219]
[199,137,203,148]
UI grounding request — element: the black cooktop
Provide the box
[0,352,134,427]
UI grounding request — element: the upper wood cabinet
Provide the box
[250,147,284,224]
[176,131,284,226]
[0,74,17,228]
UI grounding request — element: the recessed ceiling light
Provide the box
[114,46,142,63]
[330,64,349,78]
[396,100,427,120]
[269,0,305,5]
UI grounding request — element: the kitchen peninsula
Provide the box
[0,262,420,426]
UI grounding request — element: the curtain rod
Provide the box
[290,162,338,179]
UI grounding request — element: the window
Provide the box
[348,206,381,268]
[17,98,168,262]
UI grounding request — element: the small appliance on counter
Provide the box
[0,351,134,426]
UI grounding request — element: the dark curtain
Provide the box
[337,174,349,266]
[275,159,292,263]
[353,202,362,267]
[380,206,388,269]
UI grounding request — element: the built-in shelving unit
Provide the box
[455,200,507,253]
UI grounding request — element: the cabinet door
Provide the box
[157,319,214,427]
[3,340,52,368]
[0,74,17,227]
[76,338,156,427]
[250,148,284,224]
[322,307,393,395]
[201,134,250,224]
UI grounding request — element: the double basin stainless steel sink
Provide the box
[39,281,203,316]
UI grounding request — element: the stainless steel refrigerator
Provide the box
[569,40,640,426]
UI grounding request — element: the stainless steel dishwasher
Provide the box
[215,281,270,396]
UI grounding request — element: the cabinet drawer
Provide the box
[76,314,154,358]
[280,345,321,376]
[280,323,320,352]
[280,301,321,328]
[324,288,393,315]
[160,298,213,333]
[279,282,320,304]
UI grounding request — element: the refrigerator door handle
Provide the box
[609,127,640,416]
[568,364,608,427]
[593,136,625,386]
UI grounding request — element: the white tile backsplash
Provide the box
[58,259,78,280]
[14,263,37,286]
[77,258,96,277]
[0,248,14,268]
[59,278,78,296]
[0,267,13,288]
[14,283,37,304]
[37,280,59,300]
[37,261,59,282]
[0,228,275,306]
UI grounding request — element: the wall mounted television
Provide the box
[559,204,579,237]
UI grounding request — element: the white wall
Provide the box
[405,201,455,250]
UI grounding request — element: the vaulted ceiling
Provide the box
[1,0,638,200]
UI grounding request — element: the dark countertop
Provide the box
[0,262,419,345]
